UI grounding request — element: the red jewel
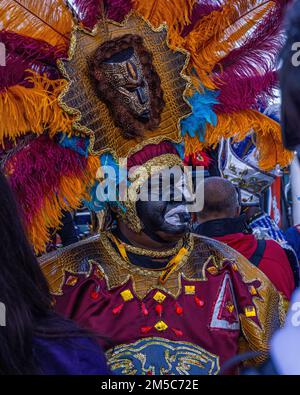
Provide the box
[112,303,124,315]
[155,304,163,317]
[147,371,153,375]
[90,291,100,300]
[194,296,205,307]
[141,326,152,334]
[141,302,149,316]
[172,327,183,337]
[175,303,183,315]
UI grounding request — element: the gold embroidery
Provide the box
[195,236,286,366]
[39,233,196,299]
[106,337,220,375]
[97,231,195,299]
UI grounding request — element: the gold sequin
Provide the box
[184,285,195,295]
[226,301,235,314]
[207,266,218,276]
[245,306,256,318]
[121,289,134,302]
[65,275,78,286]
[249,285,257,296]
[153,291,166,303]
[154,321,168,331]
[232,263,238,271]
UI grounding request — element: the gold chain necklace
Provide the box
[106,232,185,258]
[108,232,191,284]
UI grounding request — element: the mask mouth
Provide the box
[138,110,151,123]
[164,205,191,227]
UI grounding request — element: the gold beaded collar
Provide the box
[106,231,185,258]
[98,231,195,299]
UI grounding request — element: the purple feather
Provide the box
[0,31,65,64]
[216,72,278,114]
[213,0,287,113]
[182,1,222,37]
[65,0,133,26]
[106,0,133,22]
[65,0,102,29]
[0,31,63,90]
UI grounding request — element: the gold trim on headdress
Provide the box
[117,153,184,232]
[57,12,192,159]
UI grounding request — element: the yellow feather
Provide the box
[132,0,196,28]
[182,0,277,89]
[27,156,100,254]
[185,110,293,171]
[0,0,73,49]
[0,72,74,142]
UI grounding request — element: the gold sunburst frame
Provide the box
[57,12,192,159]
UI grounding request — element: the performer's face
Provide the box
[98,48,151,122]
[136,168,192,241]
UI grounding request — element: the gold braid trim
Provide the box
[97,231,195,299]
[39,233,196,299]
[237,255,285,365]
[106,232,185,258]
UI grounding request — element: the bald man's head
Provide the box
[198,177,241,223]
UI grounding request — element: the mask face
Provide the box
[101,48,151,122]
[136,168,192,237]
[91,34,165,139]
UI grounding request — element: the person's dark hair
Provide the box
[0,172,93,374]
[198,177,240,220]
[280,0,300,151]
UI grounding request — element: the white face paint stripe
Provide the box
[164,205,189,226]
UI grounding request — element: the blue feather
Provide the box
[181,89,219,141]
[58,133,90,157]
[85,153,127,212]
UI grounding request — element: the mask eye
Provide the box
[125,85,137,93]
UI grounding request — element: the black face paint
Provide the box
[136,169,192,239]
[136,200,191,237]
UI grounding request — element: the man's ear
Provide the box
[191,213,198,223]
[236,205,242,217]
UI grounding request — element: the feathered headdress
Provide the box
[0,0,292,252]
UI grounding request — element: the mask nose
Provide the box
[136,86,148,105]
